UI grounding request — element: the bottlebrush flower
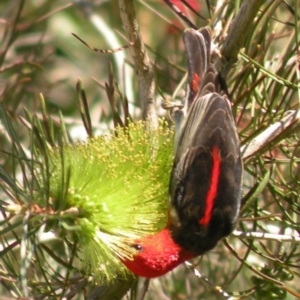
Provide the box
[38,120,174,283]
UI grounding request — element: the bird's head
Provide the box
[122,228,194,278]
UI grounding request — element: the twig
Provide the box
[232,230,300,243]
[215,0,265,76]
[137,278,150,300]
[73,1,135,104]
[224,240,300,299]
[241,110,299,160]
[185,262,236,300]
[118,0,158,129]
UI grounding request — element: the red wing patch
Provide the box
[198,146,221,226]
[191,73,200,93]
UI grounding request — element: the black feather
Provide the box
[169,27,243,255]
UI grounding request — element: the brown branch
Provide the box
[118,0,158,129]
[215,0,265,76]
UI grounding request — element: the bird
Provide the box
[122,27,243,278]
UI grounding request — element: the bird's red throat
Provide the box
[121,228,194,278]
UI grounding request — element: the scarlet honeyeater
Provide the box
[122,27,243,278]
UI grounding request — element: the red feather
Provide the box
[122,229,194,278]
[198,146,221,226]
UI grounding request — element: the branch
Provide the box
[215,0,265,76]
[241,110,300,160]
[118,0,158,129]
[233,230,300,243]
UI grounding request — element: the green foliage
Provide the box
[1,0,300,299]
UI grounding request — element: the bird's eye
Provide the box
[132,244,143,251]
